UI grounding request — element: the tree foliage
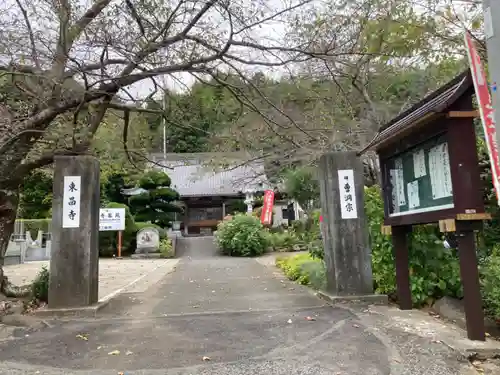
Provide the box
[281,167,319,212]
[18,170,53,219]
[128,170,181,227]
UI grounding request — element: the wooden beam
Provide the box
[456,212,491,221]
[447,110,479,118]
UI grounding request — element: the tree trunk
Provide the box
[0,183,21,295]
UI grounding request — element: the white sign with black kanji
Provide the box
[338,169,358,219]
[62,176,82,228]
[99,208,126,231]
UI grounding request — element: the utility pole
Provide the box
[483,2,500,133]
[161,76,167,171]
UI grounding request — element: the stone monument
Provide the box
[48,155,100,309]
[135,227,160,254]
[317,151,385,303]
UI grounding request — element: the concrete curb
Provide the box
[316,290,389,305]
[31,302,109,318]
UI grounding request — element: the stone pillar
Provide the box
[48,155,100,309]
[318,151,378,299]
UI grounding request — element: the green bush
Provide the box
[99,202,136,257]
[19,169,53,219]
[215,214,269,257]
[291,212,321,245]
[365,186,462,306]
[276,253,325,288]
[307,239,324,260]
[159,238,174,258]
[481,247,500,320]
[267,230,300,251]
[31,266,49,302]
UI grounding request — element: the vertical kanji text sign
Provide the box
[62,176,81,228]
[338,169,358,219]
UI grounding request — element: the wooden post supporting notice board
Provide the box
[391,225,412,310]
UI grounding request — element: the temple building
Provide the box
[123,153,303,235]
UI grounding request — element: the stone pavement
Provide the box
[0,238,485,374]
[3,258,179,301]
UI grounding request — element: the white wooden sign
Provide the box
[407,180,420,209]
[62,176,81,228]
[429,142,453,199]
[99,208,126,231]
[338,169,358,219]
[413,149,427,178]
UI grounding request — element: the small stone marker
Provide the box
[135,227,160,254]
[48,155,100,309]
[318,151,374,297]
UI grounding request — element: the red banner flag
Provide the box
[465,31,500,205]
[260,190,275,225]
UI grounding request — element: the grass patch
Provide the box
[276,253,326,290]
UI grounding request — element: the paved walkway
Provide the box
[0,238,482,374]
[4,258,178,301]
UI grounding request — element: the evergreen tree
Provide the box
[128,170,181,227]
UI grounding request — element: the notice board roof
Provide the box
[361,71,473,153]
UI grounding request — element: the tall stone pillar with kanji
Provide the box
[48,155,100,309]
[317,151,381,302]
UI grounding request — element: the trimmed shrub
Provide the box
[481,247,500,321]
[276,253,325,288]
[267,230,300,251]
[31,266,49,303]
[215,214,269,257]
[159,238,174,258]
